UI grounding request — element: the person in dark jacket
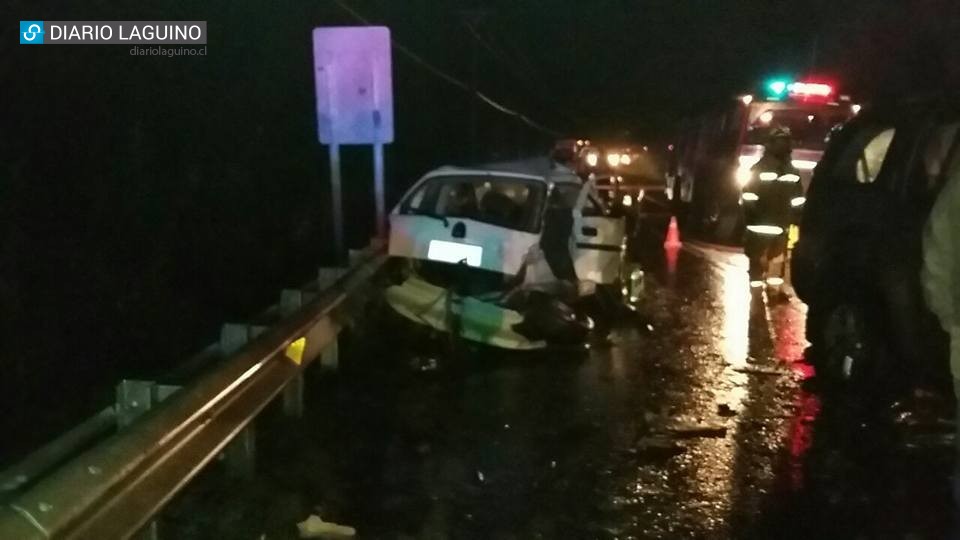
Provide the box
[742,127,805,285]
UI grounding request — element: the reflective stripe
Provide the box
[792,159,817,170]
[759,172,778,181]
[790,196,806,207]
[741,192,759,201]
[746,225,785,235]
[778,173,801,183]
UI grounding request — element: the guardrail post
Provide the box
[223,425,256,479]
[321,340,339,370]
[318,267,347,290]
[220,323,250,355]
[219,323,261,477]
[282,374,305,418]
[348,249,364,267]
[116,381,182,428]
[279,290,311,418]
[316,267,347,373]
[132,520,159,540]
[116,380,154,428]
[115,381,179,539]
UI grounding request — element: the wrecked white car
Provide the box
[385,158,627,350]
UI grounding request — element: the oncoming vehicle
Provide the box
[671,79,858,244]
[578,143,670,236]
[792,97,960,395]
[386,158,628,350]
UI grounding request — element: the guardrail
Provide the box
[0,246,386,540]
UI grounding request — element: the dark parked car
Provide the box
[792,97,960,396]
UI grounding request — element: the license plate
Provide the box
[427,240,482,267]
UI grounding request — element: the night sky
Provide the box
[3,0,959,454]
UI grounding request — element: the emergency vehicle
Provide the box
[669,79,859,244]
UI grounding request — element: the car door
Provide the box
[793,114,904,303]
[572,179,626,284]
[894,117,960,367]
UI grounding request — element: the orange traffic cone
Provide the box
[664,216,682,249]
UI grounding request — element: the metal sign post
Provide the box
[373,142,385,238]
[313,26,394,260]
[328,143,344,260]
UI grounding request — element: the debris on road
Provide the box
[717,403,737,417]
[297,515,356,538]
[633,436,687,459]
[664,423,728,439]
[734,365,790,377]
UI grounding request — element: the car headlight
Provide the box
[606,153,621,167]
[622,195,633,206]
[619,154,632,166]
[585,152,599,167]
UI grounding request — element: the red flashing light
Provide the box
[788,82,833,98]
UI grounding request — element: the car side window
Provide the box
[403,183,428,212]
[855,128,896,184]
[550,184,580,209]
[920,122,960,195]
[580,194,603,217]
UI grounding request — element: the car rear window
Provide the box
[400,175,546,232]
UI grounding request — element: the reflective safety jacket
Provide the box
[922,167,960,376]
[742,154,804,235]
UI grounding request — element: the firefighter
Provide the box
[741,126,805,285]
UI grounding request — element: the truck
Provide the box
[670,79,859,244]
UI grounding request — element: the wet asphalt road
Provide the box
[167,234,956,539]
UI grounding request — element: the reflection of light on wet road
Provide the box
[787,391,821,491]
[664,253,753,534]
[720,256,750,370]
[770,297,809,368]
[665,245,680,276]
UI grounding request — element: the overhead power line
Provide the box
[331,0,561,137]
[461,19,583,129]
